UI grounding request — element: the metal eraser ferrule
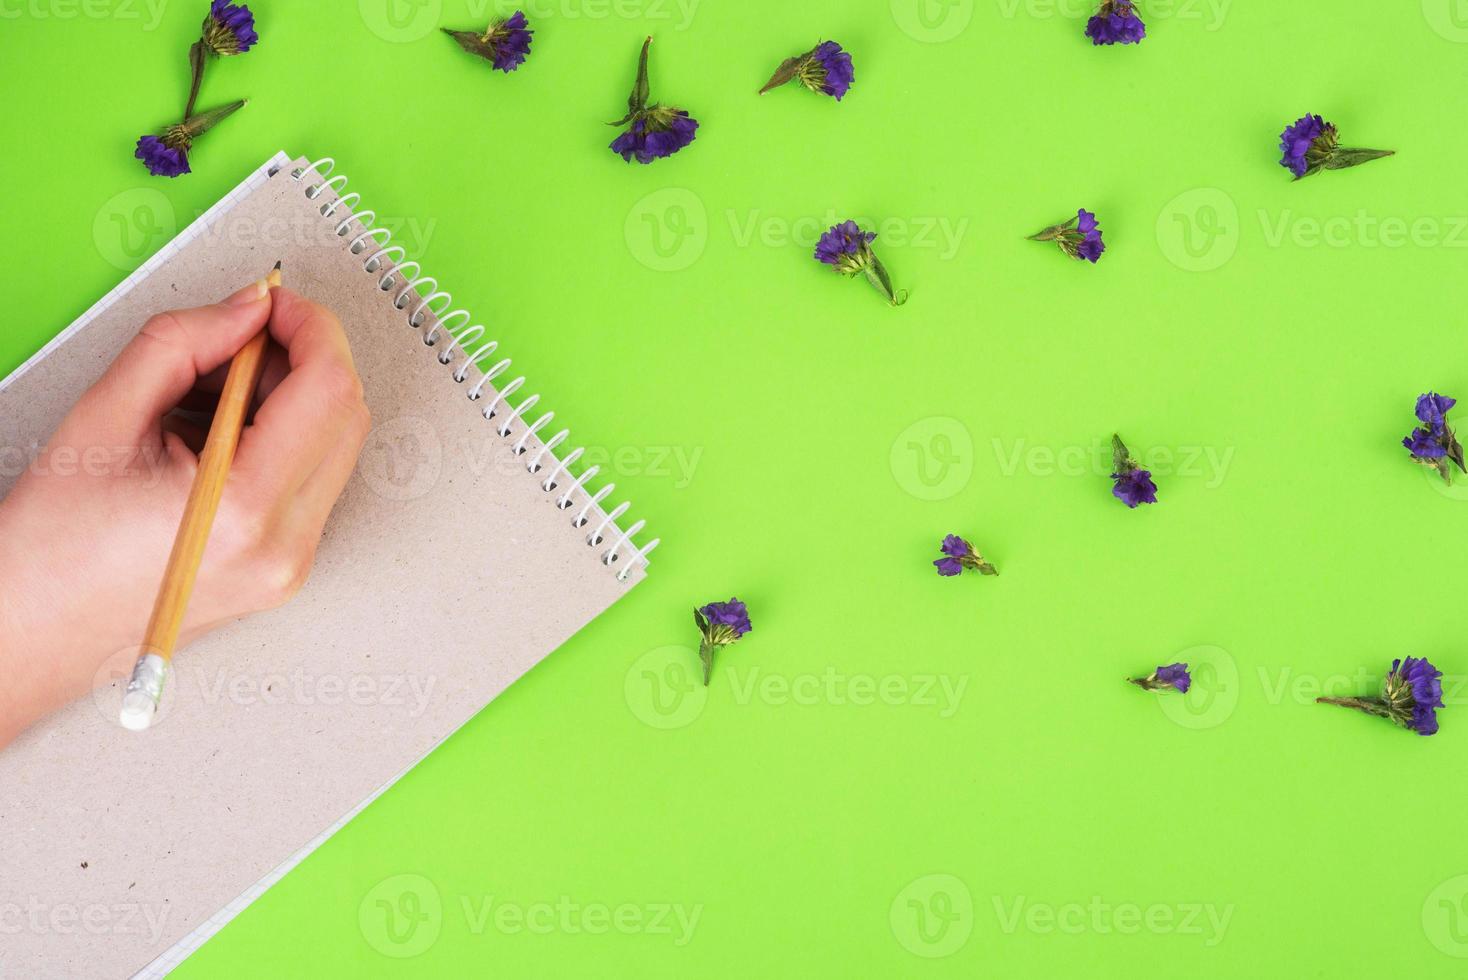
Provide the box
[120,653,169,731]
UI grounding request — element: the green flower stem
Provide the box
[1316,695,1392,719]
[863,254,906,307]
[699,639,715,686]
[1326,147,1395,171]
[185,40,207,120]
[184,99,247,138]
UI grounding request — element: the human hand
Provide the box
[0,280,371,746]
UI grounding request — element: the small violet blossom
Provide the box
[201,0,258,56]
[1129,663,1191,693]
[1110,434,1158,508]
[1317,657,1444,736]
[1029,209,1105,263]
[443,11,534,72]
[1403,391,1466,484]
[759,40,854,100]
[695,598,752,686]
[1085,0,1146,45]
[610,36,698,164]
[815,221,907,307]
[933,534,998,578]
[1278,113,1393,180]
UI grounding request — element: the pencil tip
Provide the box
[272,260,283,271]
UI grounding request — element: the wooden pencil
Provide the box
[120,262,281,731]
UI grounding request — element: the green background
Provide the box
[6,0,1468,976]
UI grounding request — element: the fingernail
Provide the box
[224,279,269,307]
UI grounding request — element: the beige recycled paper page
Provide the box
[0,155,649,979]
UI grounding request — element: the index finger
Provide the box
[233,286,367,494]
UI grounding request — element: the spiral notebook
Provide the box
[0,153,658,979]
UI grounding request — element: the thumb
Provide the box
[77,279,275,440]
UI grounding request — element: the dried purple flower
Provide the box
[183,2,257,129]
[814,220,907,307]
[1085,0,1146,45]
[443,11,534,73]
[202,1,258,56]
[134,100,246,179]
[695,598,752,685]
[1278,113,1393,180]
[1129,663,1191,693]
[1317,657,1444,736]
[1403,391,1465,484]
[609,37,698,164]
[1110,434,1157,508]
[759,40,854,100]
[1029,209,1105,263]
[933,534,997,578]
[135,136,190,178]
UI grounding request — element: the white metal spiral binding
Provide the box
[289,158,659,580]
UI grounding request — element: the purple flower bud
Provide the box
[1416,392,1457,426]
[135,134,191,178]
[1029,209,1104,263]
[698,599,752,638]
[1085,0,1146,45]
[1154,664,1191,693]
[815,221,906,306]
[1318,656,1444,736]
[611,110,699,163]
[1130,663,1190,693]
[203,0,258,56]
[932,534,997,577]
[1278,113,1393,180]
[443,11,534,73]
[1111,469,1158,508]
[1403,392,1465,483]
[760,41,854,100]
[694,598,752,686]
[1109,434,1157,507]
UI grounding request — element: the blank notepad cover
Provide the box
[0,154,652,979]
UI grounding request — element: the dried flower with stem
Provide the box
[815,220,907,307]
[610,37,699,164]
[443,11,534,72]
[759,41,854,100]
[694,598,751,686]
[1028,209,1105,263]
[1278,113,1393,180]
[1317,657,1443,736]
[135,100,247,178]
